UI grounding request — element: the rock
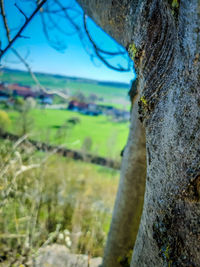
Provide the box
[32,244,102,267]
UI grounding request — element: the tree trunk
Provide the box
[77,0,200,266]
[103,96,146,267]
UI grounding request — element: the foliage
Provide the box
[14,97,25,112]
[14,99,34,136]
[72,91,87,102]
[0,110,11,134]
[0,139,119,266]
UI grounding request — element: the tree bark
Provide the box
[77,0,200,266]
[103,96,146,267]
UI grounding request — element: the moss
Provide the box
[172,0,179,8]
[128,43,137,61]
[117,249,133,267]
[168,0,180,20]
[161,244,173,266]
[138,96,149,122]
[140,96,148,107]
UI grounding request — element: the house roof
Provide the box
[7,84,36,97]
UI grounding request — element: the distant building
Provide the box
[67,100,130,120]
[7,83,36,98]
[68,100,101,116]
[39,95,53,105]
[0,83,53,104]
[0,91,9,101]
[0,83,10,101]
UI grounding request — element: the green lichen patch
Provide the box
[172,0,179,8]
[140,96,148,107]
[152,214,183,266]
[168,0,180,20]
[128,43,137,61]
[138,96,153,122]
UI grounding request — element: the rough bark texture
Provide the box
[77,0,200,266]
[103,97,146,267]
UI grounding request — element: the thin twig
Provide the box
[54,0,83,37]
[14,3,28,20]
[83,14,131,72]
[11,48,69,100]
[19,34,30,39]
[47,12,76,36]
[0,0,47,60]
[0,0,11,42]
[84,15,126,57]
[13,134,29,149]
[14,164,41,179]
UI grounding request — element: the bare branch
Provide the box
[19,34,30,39]
[43,6,70,14]
[40,10,66,51]
[84,15,126,57]
[83,14,131,72]
[14,163,40,178]
[40,1,131,72]
[0,0,47,60]
[40,0,84,50]
[13,134,29,150]
[14,3,28,20]
[47,12,76,36]
[0,0,11,42]
[54,0,82,37]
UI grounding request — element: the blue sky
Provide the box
[0,0,135,83]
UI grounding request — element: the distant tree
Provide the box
[16,99,34,136]
[73,91,86,102]
[0,110,11,134]
[14,98,25,112]
[88,93,98,102]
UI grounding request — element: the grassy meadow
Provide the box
[8,108,129,159]
[0,139,119,266]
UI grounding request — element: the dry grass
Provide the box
[0,139,119,266]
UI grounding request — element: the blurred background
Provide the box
[0,0,135,265]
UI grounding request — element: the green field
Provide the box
[1,69,131,158]
[8,108,129,159]
[0,69,130,105]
